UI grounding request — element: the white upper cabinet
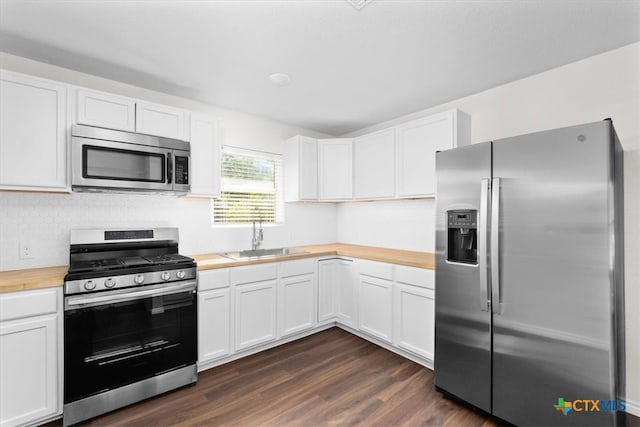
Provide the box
[189,114,221,197]
[395,109,470,197]
[76,89,136,132]
[353,128,395,199]
[318,138,352,200]
[135,100,188,141]
[75,88,189,140]
[284,135,318,201]
[0,71,68,192]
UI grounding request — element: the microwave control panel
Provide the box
[175,156,189,185]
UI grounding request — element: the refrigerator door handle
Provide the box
[479,178,490,311]
[491,177,502,314]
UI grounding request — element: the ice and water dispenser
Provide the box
[447,210,478,264]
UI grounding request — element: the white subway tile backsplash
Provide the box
[0,192,338,271]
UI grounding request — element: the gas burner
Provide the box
[64,228,196,295]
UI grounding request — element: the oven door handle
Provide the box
[65,281,196,310]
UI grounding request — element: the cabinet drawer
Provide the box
[0,288,59,322]
[198,268,230,291]
[230,263,277,285]
[357,259,393,280]
[280,258,315,278]
[395,265,434,289]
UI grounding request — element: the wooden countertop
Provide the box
[0,243,434,293]
[194,243,434,271]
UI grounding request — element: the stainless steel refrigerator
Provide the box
[434,120,625,426]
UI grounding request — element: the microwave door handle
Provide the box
[167,152,173,184]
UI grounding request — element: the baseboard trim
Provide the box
[336,324,433,370]
[197,323,334,372]
[626,399,640,417]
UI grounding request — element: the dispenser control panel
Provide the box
[447,211,477,228]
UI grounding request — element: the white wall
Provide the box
[339,42,640,410]
[0,53,338,270]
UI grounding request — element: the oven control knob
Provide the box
[176,270,186,279]
[134,275,145,284]
[161,271,171,281]
[84,280,96,291]
[105,278,116,288]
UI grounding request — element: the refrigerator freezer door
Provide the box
[491,121,617,426]
[435,142,492,412]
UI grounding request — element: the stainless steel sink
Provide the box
[218,247,308,260]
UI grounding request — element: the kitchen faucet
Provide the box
[251,216,263,250]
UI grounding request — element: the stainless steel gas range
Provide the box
[62,228,197,426]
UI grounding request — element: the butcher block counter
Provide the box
[0,243,435,293]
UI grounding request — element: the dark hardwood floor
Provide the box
[50,328,638,426]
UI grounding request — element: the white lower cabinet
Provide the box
[317,259,338,323]
[0,288,62,427]
[198,269,231,364]
[393,266,435,361]
[230,263,278,351]
[279,274,315,338]
[234,277,277,351]
[198,288,231,362]
[336,259,358,328]
[279,259,316,338]
[358,275,393,343]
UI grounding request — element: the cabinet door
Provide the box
[198,288,231,363]
[317,260,338,323]
[135,101,187,140]
[234,280,277,351]
[279,274,315,338]
[76,89,136,131]
[0,71,67,191]
[298,136,318,200]
[0,315,58,426]
[358,275,393,342]
[284,135,317,202]
[318,139,352,200]
[353,129,395,199]
[190,114,221,197]
[394,283,435,361]
[336,259,358,327]
[395,111,454,197]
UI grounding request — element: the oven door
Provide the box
[72,136,174,191]
[64,281,197,404]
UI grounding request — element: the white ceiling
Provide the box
[1,0,639,136]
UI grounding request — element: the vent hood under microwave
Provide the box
[71,125,191,195]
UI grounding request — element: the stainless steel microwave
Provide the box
[71,125,190,195]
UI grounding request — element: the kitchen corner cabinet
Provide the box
[278,259,316,338]
[353,129,395,199]
[317,259,339,323]
[189,114,221,197]
[0,70,68,192]
[198,269,231,363]
[0,288,62,427]
[284,135,318,201]
[318,139,353,200]
[357,260,393,343]
[316,258,358,327]
[393,266,435,361]
[76,89,136,132]
[336,258,358,327]
[232,264,278,351]
[395,109,470,197]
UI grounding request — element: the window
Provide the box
[212,147,283,225]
